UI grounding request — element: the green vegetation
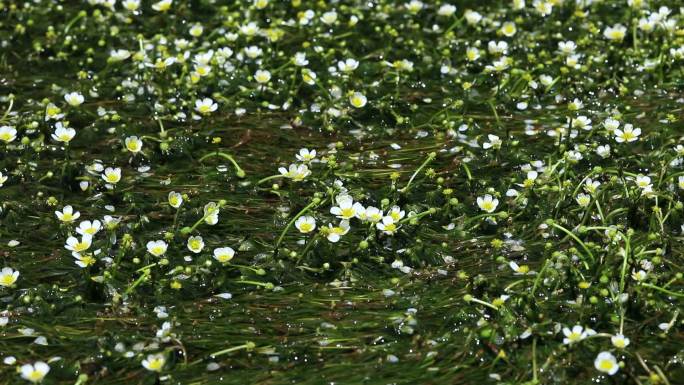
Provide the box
[0,0,683,384]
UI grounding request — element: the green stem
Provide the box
[257,174,284,185]
[275,198,322,251]
[640,283,684,298]
[401,152,436,193]
[549,222,594,264]
[199,151,246,178]
[125,269,151,295]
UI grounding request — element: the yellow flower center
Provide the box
[148,359,164,371]
[1,275,14,286]
[81,255,96,266]
[599,360,614,371]
[340,207,355,218]
[29,371,43,381]
[351,96,364,107]
[127,142,140,152]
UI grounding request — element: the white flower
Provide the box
[330,196,363,220]
[349,92,367,108]
[632,269,648,281]
[364,206,383,223]
[337,58,359,73]
[678,176,684,190]
[254,69,272,84]
[326,220,350,243]
[278,164,311,181]
[635,175,651,189]
[596,144,611,158]
[147,240,168,257]
[45,103,64,121]
[240,21,259,36]
[0,125,17,143]
[568,98,583,111]
[0,267,19,287]
[109,49,131,62]
[293,52,309,66]
[51,122,76,143]
[558,41,577,55]
[611,334,630,349]
[121,0,140,12]
[500,22,516,37]
[213,247,235,263]
[533,0,553,16]
[594,351,619,375]
[142,353,166,372]
[189,24,204,37]
[187,236,204,254]
[485,56,510,72]
[295,148,316,162]
[466,47,480,61]
[244,46,263,59]
[582,179,600,194]
[302,69,317,85]
[76,220,102,236]
[512,0,525,10]
[576,193,591,207]
[509,261,531,275]
[102,167,122,184]
[464,10,482,25]
[604,24,627,41]
[539,74,554,86]
[295,216,316,233]
[64,92,84,106]
[65,235,92,253]
[0,171,7,187]
[168,191,183,208]
[73,251,97,268]
[562,325,590,344]
[405,0,423,13]
[20,361,50,383]
[55,205,80,222]
[152,0,172,12]
[572,116,592,131]
[125,136,143,153]
[477,194,499,213]
[203,202,219,225]
[376,216,400,235]
[320,11,338,25]
[482,134,502,150]
[387,206,405,221]
[437,4,456,17]
[614,124,641,143]
[195,98,218,114]
[488,41,508,55]
[603,118,620,132]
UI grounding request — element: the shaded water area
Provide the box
[1,1,684,384]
